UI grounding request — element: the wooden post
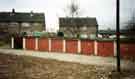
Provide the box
[11,37,14,49]
[114,40,117,56]
[23,38,26,50]
[49,38,51,52]
[78,40,81,54]
[63,39,66,52]
[94,40,98,56]
[116,0,121,72]
[35,38,38,50]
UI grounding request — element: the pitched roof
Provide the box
[0,12,45,23]
[98,30,135,35]
[59,17,98,26]
[98,30,116,34]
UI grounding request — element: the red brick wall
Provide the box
[25,37,35,50]
[97,41,114,57]
[66,39,78,54]
[38,38,49,51]
[51,39,63,52]
[120,42,135,58]
[81,40,94,55]
[23,37,135,59]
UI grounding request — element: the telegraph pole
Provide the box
[116,0,121,72]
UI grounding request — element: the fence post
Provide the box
[23,37,26,50]
[49,38,51,52]
[78,39,81,54]
[94,40,98,55]
[63,39,66,52]
[11,37,14,49]
[35,38,38,50]
[114,40,117,56]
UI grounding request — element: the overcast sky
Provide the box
[0,0,135,31]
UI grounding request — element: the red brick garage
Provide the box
[81,40,94,55]
[51,38,63,52]
[25,37,35,50]
[66,39,78,54]
[38,38,49,51]
[120,42,135,58]
[97,41,114,57]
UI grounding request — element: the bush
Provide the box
[57,32,64,37]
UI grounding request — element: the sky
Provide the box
[0,0,135,32]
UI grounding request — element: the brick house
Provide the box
[59,17,98,38]
[98,29,135,39]
[0,9,45,35]
[98,30,115,38]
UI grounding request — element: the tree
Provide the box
[65,0,80,17]
[57,31,64,37]
[125,10,135,35]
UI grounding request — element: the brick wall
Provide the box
[97,41,114,57]
[38,38,49,51]
[51,38,63,52]
[25,37,35,50]
[13,37,135,59]
[120,42,135,59]
[81,40,94,55]
[66,39,78,54]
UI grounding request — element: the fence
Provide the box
[11,37,135,58]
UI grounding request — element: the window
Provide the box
[81,26,87,31]
[9,22,18,27]
[21,23,30,27]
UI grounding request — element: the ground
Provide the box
[0,53,135,79]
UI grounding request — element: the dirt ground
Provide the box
[0,53,135,79]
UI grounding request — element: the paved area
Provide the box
[0,49,135,70]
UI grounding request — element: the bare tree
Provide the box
[125,10,135,34]
[62,0,82,38]
[65,0,80,17]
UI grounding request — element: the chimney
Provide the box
[10,8,15,16]
[12,8,15,13]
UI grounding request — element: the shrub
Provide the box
[57,32,64,37]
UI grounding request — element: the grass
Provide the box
[0,40,10,49]
[0,53,134,79]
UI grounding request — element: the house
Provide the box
[98,29,135,39]
[98,30,116,38]
[0,9,45,35]
[59,17,98,38]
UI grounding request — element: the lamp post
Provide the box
[116,0,121,72]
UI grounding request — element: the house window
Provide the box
[9,22,18,27]
[33,23,40,26]
[21,23,30,27]
[80,34,88,38]
[81,26,87,31]
[60,27,66,31]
